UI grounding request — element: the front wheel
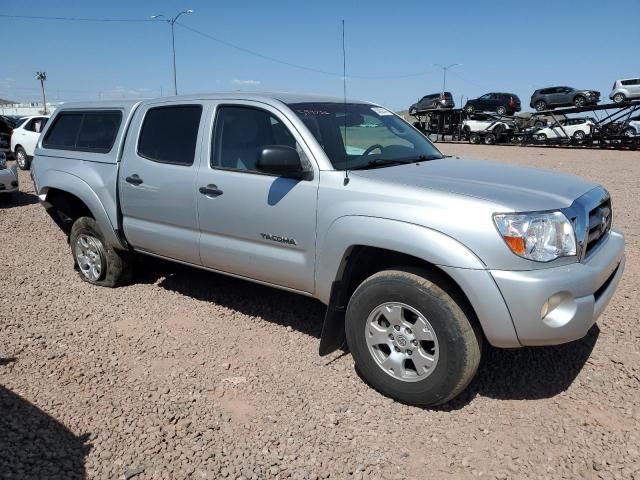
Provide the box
[464,104,474,114]
[70,217,132,287]
[345,269,481,407]
[469,133,481,144]
[496,106,507,116]
[534,100,547,112]
[15,147,30,170]
[483,133,497,145]
[573,130,586,141]
[573,96,586,108]
[624,127,637,138]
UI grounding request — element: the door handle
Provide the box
[125,174,143,186]
[199,184,223,197]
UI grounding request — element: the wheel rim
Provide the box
[74,234,106,282]
[614,94,624,103]
[575,97,585,107]
[497,107,506,115]
[625,128,635,137]
[574,131,585,140]
[364,302,439,383]
[535,102,546,111]
[16,150,25,168]
[538,134,546,141]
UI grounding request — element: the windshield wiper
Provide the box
[350,159,411,170]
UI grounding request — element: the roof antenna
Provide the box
[342,19,350,186]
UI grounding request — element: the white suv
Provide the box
[609,78,640,104]
[11,115,49,170]
[536,117,594,141]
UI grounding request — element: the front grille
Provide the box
[584,198,612,258]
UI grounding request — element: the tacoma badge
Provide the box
[260,233,297,245]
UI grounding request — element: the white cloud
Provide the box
[232,79,261,86]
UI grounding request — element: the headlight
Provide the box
[493,211,577,262]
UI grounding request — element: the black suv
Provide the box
[463,93,521,116]
[530,86,600,111]
[409,92,455,114]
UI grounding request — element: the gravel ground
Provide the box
[1,145,639,480]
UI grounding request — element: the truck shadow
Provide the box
[137,257,599,406]
[0,190,39,208]
[0,361,91,478]
[441,324,600,410]
[138,257,326,339]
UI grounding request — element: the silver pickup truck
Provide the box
[31,93,625,406]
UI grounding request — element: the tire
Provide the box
[464,104,474,114]
[573,96,586,108]
[469,133,481,144]
[613,93,626,104]
[15,147,30,170]
[534,100,547,112]
[345,269,481,407]
[537,133,548,142]
[69,217,132,287]
[624,127,636,137]
[573,130,586,141]
[496,106,507,116]
[483,133,497,145]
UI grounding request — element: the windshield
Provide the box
[289,102,443,170]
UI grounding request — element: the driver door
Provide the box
[196,101,319,293]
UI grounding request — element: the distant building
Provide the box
[0,101,61,116]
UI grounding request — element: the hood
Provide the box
[351,157,598,212]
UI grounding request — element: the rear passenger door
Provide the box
[196,101,319,293]
[119,101,206,265]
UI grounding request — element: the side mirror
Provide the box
[257,145,307,179]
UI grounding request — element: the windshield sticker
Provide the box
[371,107,393,116]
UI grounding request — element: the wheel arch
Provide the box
[36,170,126,249]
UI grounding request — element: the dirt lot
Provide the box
[1,145,639,480]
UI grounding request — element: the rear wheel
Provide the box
[464,104,475,114]
[69,217,132,287]
[469,133,481,144]
[15,147,30,170]
[573,130,586,141]
[537,133,548,142]
[534,100,547,112]
[345,269,481,407]
[613,93,626,104]
[496,106,507,116]
[624,127,637,137]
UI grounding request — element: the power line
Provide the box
[2,13,441,80]
[176,22,439,80]
[0,13,155,22]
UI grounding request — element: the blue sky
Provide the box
[1,0,639,111]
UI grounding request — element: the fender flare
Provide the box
[316,216,485,304]
[36,169,126,249]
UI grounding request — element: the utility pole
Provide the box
[36,71,47,114]
[432,63,461,94]
[152,10,193,95]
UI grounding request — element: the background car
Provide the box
[0,152,19,197]
[535,117,594,141]
[10,115,49,170]
[622,115,640,137]
[408,92,455,114]
[463,92,521,116]
[462,113,514,134]
[530,86,600,111]
[609,78,640,104]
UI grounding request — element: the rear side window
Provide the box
[43,110,122,152]
[138,105,202,166]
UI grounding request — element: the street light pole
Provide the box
[432,63,461,94]
[152,10,193,96]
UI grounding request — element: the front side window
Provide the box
[138,105,202,165]
[211,106,297,172]
[290,102,443,170]
[43,111,121,152]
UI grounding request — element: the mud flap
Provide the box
[319,281,347,356]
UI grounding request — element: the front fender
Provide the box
[315,216,486,304]
[36,169,125,249]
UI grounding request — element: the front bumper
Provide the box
[0,166,19,194]
[490,229,625,346]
